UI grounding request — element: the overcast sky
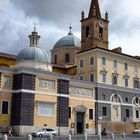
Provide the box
[0,0,140,58]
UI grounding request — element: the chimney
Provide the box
[112,47,122,53]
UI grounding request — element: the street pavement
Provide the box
[1,134,140,140]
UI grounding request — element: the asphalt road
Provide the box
[32,137,140,140]
[1,134,140,140]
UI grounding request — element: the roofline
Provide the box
[52,64,77,69]
[51,46,81,51]
[77,47,140,61]
[0,52,16,59]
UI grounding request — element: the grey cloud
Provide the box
[11,0,91,31]
[101,0,140,36]
[1,0,140,56]
[11,0,137,36]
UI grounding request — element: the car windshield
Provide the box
[38,129,46,132]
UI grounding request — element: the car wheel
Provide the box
[39,134,43,138]
[52,133,56,136]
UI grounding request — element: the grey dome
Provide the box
[53,33,81,49]
[16,47,48,62]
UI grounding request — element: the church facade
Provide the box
[0,0,139,136]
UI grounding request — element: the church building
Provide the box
[0,0,139,136]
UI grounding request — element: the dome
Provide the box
[53,31,81,49]
[16,47,48,62]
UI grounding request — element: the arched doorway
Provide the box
[111,94,122,122]
[132,97,140,122]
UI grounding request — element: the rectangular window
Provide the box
[134,80,139,89]
[2,101,9,114]
[125,78,128,87]
[80,59,83,68]
[103,107,107,116]
[113,60,117,68]
[89,73,94,82]
[3,76,10,87]
[102,57,106,65]
[90,57,94,65]
[89,109,93,120]
[102,73,106,83]
[136,110,139,118]
[124,63,128,70]
[126,109,129,118]
[134,65,138,73]
[114,108,118,117]
[112,76,118,85]
[69,107,71,118]
[38,102,54,117]
[79,75,84,80]
[38,79,55,90]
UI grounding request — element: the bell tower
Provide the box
[81,0,109,50]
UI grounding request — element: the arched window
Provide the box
[86,26,90,38]
[99,27,103,38]
[111,94,121,103]
[133,97,140,105]
[111,94,122,122]
[65,53,70,63]
[54,55,57,64]
[133,97,140,120]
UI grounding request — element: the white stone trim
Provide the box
[57,94,70,98]
[110,93,123,103]
[97,100,135,107]
[70,97,95,102]
[0,88,139,107]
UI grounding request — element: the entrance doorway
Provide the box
[76,112,84,134]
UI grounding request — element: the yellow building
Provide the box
[76,0,140,134]
[0,0,140,136]
[0,27,95,135]
[0,52,16,68]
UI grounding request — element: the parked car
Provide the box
[133,128,140,134]
[31,128,58,137]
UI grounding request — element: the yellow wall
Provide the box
[77,49,140,89]
[34,77,57,127]
[69,100,95,128]
[96,50,139,88]
[1,73,13,90]
[69,81,95,129]
[77,51,98,81]
[0,92,11,126]
[34,94,57,127]
[0,57,16,68]
[0,72,13,126]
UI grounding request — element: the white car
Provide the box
[133,128,140,134]
[32,128,58,137]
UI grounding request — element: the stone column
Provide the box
[57,79,69,135]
